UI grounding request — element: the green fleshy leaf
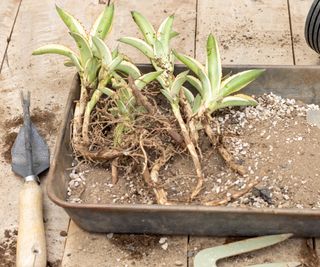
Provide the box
[131,11,156,45]
[32,44,83,71]
[90,3,114,40]
[111,46,119,58]
[116,100,128,114]
[183,86,195,104]
[115,61,141,79]
[64,60,74,67]
[134,70,163,90]
[108,54,124,72]
[157,15,174,54]
[220,69,265,97]
[174,51,211,100]
[171,70,188,97]
[156,75,169,90]
[154,39,165,58]
[213,94,257,111]
[186,75,204,97]
[84,57,99,84]
[192,94,202,114]
[119,37,155,58]
[69,32,93,66]
[206,34,221,96]
[169,31,179,39]
[99,87,114,97]
[91,36,112,65]
[32,44,77,58]
[160,89,174,103]
[56,5,87,37]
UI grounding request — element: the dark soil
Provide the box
[1,107,58,163]
[0,229,17,267]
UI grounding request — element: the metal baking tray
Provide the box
[47,65,320,236]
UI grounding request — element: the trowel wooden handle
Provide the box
[16,180,46,267]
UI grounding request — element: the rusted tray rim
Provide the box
[47,64,320,217]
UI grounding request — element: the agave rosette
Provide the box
[174,34,265,116]
[119,12,192,107]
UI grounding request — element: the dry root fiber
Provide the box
[71,82,247,206]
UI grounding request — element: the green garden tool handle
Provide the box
[16,180,46,267]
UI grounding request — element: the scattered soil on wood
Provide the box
[110,234,159,260]
[47,260,62,267]
[67,93,320,210]
[1,107,58,163]
[0,229,17,267]
[299,240,320,267]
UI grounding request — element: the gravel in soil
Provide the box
[67,93,320,209]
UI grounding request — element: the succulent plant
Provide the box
[32,5,161,144]
[174,34,264,117]
[32,6,265,204]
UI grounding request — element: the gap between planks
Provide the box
[0,0,22,73]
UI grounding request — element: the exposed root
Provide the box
[142,164,153,187]
[73,143,127,162]
[203,115,245,176]
[129,77,184,145]
[179,90,199,145]
[139,133,170,205]
[179,89,202,158]
[204,180,259,206]
[73,84,89,144]
[217,144,246,176]
[82,89,103,144]
[172,106,204,200]
[150,146,173,183]
[203,116,219,146]
[111,158,119,185]
[153,188,170,205]
[72,102,82,144]
[71,79,254,206]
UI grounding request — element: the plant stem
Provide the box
[82,89,103,144]
[179,90,199,145]
[172,105,204,199]
[81,75,110,144]
[73,82,88,144]
[204,180,258,206]
[203,114,245,175]
[129,77,184,144]
[111,158,119,185]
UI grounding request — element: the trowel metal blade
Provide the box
[11,123,49,178]
[306,109,320,128]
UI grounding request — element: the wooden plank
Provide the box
[289,0,320,65]
[0,0,20,66]
[196,0,293,65]
[60,1,197,266]
[62,222,188,267]
[0,0,103,265]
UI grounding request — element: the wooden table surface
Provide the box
[0,0,319,266]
